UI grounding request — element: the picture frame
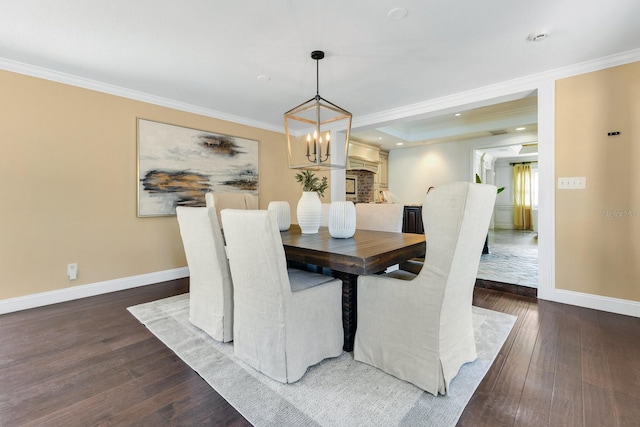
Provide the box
[137,118,259,217]
[346,176,357,195]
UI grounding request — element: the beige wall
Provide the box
[388,61,640,305]
[555,62,640,301]
[4,62,638,306]
[0,70,326,300]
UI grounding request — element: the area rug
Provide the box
[478,243,538,287]
[128,294,515,427]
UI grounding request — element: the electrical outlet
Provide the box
[67,263,78,280]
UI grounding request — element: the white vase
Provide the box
[328,201,356,238]
[268,201,291,231]
[297,191,322,234]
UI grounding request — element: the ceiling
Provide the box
[479,141,539,160]
[351,96,539,150]
[1,1,638,151]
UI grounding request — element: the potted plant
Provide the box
[295,170,328,197]
[475,173,505,194]
[295,170,328,234]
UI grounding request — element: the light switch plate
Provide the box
[558,177,586,189]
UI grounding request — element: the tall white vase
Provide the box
[297,191,322,234]
[268,201,291,231]
[328,201,356,238]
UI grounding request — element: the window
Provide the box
[531,167,539,209]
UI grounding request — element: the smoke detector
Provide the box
[528,32,549,42]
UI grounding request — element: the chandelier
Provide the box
[284,50,352,170]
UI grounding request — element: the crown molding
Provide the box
[0,57,283,134]
[2,48,639,135]
[354,48,640,129]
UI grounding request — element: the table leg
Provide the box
[332,271,358,352]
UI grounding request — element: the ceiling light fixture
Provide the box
[387,7,408,21]
[284,51,352,170]
[455,113,461,117]
[516,127,526,131]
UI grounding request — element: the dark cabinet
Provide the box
[402,206,423,234]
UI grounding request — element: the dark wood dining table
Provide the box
[280,225,426,352]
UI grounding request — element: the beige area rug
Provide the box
[128,294,515,427]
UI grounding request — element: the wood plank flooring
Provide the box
[1,279,639,426]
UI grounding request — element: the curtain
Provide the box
[513,163,533,230]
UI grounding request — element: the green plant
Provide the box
[475,173,505,194]
[295,170,328,197]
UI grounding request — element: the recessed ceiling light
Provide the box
[516,127,526,131]
[396,142,404,146]
[528,32,549,42]
[388,7,408,20]
[257,75,270,82]
[455,113,461,117]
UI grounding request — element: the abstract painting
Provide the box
[137,119,259,217]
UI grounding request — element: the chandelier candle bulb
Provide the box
[313,131,317,155]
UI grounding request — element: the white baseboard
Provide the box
[4,267,638,319]
[493,205,514,229]
[0,267,190,315]
[538,287,640,318]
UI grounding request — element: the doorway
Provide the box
[473,144,539,289]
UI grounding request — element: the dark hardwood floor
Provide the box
[2,279,639,426]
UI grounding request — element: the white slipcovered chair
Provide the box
[355,203,404,232]
[320,203,331,227]
[354,182,497,395]
[176,206,233,342]
[220,209,343,383]
[356,203,406,273]
[205,191,258,226]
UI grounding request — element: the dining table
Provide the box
[280,225,426,352]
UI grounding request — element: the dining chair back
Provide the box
[176,206,233,342]
[320,203,331,227]
[355,203,404,232]
[354,182,497,395]
[205,192,258,226]
[221,209,343,383]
